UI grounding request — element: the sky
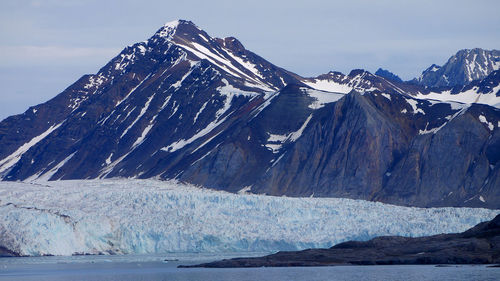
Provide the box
[1,0,499,121]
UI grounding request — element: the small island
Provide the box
[180,214,500,268]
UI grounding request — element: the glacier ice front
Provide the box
[0,179,497,256]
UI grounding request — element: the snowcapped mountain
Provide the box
[413,48,500,87]
[0,20,299,180]
[1,20,499,208]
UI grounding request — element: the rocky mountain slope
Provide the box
[1,20,499,208]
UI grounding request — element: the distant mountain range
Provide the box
[1,20,499,208]
[413,48,500,87]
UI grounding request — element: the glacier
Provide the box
[0,179,498,257]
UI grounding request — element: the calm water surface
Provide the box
[1,253,499,281]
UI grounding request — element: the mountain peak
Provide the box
[155,19,200,39]
[375,68,403,83]
[162,19,197,28]
[163,19,181,28]
[414,48,500,87]
[457,47,490,55]
[348,69,372,77]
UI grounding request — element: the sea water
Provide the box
[1,254,499,281]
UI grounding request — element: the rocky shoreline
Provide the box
[180,214,500,268]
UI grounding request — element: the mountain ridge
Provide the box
[1,20,499,208]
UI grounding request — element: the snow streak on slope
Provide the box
[0,123,62,174]
[174,41,272,91]
[0,180,497,256]
[161,96,233,153]
[265,114,314,153]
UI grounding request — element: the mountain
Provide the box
[375,68,403,83]
[183,214,500,267]
[413,48,500,88]
[0,20,300,180]
[1,20,499,208]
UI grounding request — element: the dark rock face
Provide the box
[0,246,19,257]
[0,20,499,208]
[251,92,500,208]
[180,214,500,268]
[413,48,500,88]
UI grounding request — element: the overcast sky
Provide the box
[1,0,499,120]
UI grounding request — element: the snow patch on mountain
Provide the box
[193,101,208,124]
[132,122,155,148]
[161,92,234,153]
[0,122,63,174]
[419,122,447,135]
[415,84,500,108]
[405,98,425,115]
[115,73,152,107]
[265,114,313,153]
[418,104,470,135]
[381,93,392,100]
[478,114,495,131]
[224,49,264,80]
[303,79,353,94]
[171,62,200,89]
[120,94,155,138]
[289,114,312,141]
[176,41,260,87]
[28,152,76,181]
[217,78,260,97]
[305,88,345,109]
[84,74,106,90]
[157,20,180,39]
